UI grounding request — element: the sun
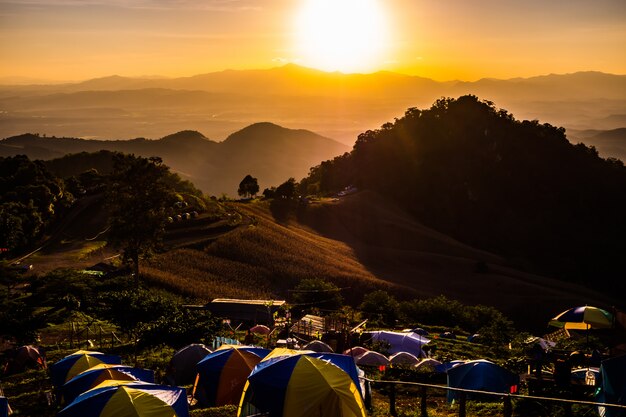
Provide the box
[294,0,389,73]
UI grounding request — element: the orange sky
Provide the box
[0,0,624,82]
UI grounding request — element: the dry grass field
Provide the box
[143,193,616,329]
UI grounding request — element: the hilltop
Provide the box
[300,96,626,299]
[0,123,348,196]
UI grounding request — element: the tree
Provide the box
[106,155,176,285]
[291,278,343,316]
[275,178,297,199]
[238,174,259,199]
[360,290,400,327]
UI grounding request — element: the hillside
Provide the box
[301,96,626,298]
[0,124,349,195]
[0,65,624,147]
[141,196,615,331]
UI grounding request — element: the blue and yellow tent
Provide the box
[50,350,122,387]
[238,354,366,417]
[58,380,188,417]
[259,349,362,393]
[195,346,270,407]
[61,364,155,405]
[0,396,11,417]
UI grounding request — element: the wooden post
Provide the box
[503,395,512,417]
[389,383,397,417]
[70,321,74,349]
[458,392,466,417]
[364,380,372,411]
[420,385,428,417]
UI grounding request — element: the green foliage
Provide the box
[238,174,260,198]
[30,269,100,312]
[0,155,74,254]
[98,287,218,349]
[190,405,237,417]
[400,295,511,335]
[291,278,344,316]
[360,290,400,327]
[106,154,178,281]
[0,299,42,344]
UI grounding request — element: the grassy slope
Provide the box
[143,200,391,304]
[144,193,616,330]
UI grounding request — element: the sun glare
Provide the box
[294,0,389,73]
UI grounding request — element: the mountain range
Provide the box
[1,64,624,155]
[0,123,348,196]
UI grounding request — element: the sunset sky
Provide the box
[0,0,624,82]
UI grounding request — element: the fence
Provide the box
[365,378,626,417]
[48,321,123,351]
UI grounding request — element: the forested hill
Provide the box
[301,95,626,294]
[0,123,348,196]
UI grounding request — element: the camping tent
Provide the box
[61,364,154,404]
[259,349,362,393]
[50,350,122,387]
[344,347,369,357]
[0,397,10,417]
[4,345,46,374]
[389,352,420,366]
[238,354,366,417]
[597,354,626,417]
[355,351,389,367]
[414,358,442,372]
[303,340,334,353]
[195,346,268,407]
[367,331,429,358]
[58,380,188,417]
[447,360,519,401]
[166,343,212,385]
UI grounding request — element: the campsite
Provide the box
[1,261,625,417]
[1,87,626,417]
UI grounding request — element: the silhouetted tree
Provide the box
[238,174,259,198]
[106,155,177,285]
[275,177,297,199]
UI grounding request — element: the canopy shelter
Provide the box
[58,380,189,417]
[549,306,614,330]
[195,346,270,407]
[249,324,271,335]
[238,354,366,417]
[303,340,334,353]
[50,350,122,387]
[61,364,154,405]
[447,360,519,402]
[389,351,420,366]
[166,343,212,385]
[4,345,46,374]
[367,331,429,358]
[597,354,626,417]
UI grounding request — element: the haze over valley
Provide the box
[1,65,625,161]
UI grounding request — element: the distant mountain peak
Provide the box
[160,130,211,143]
